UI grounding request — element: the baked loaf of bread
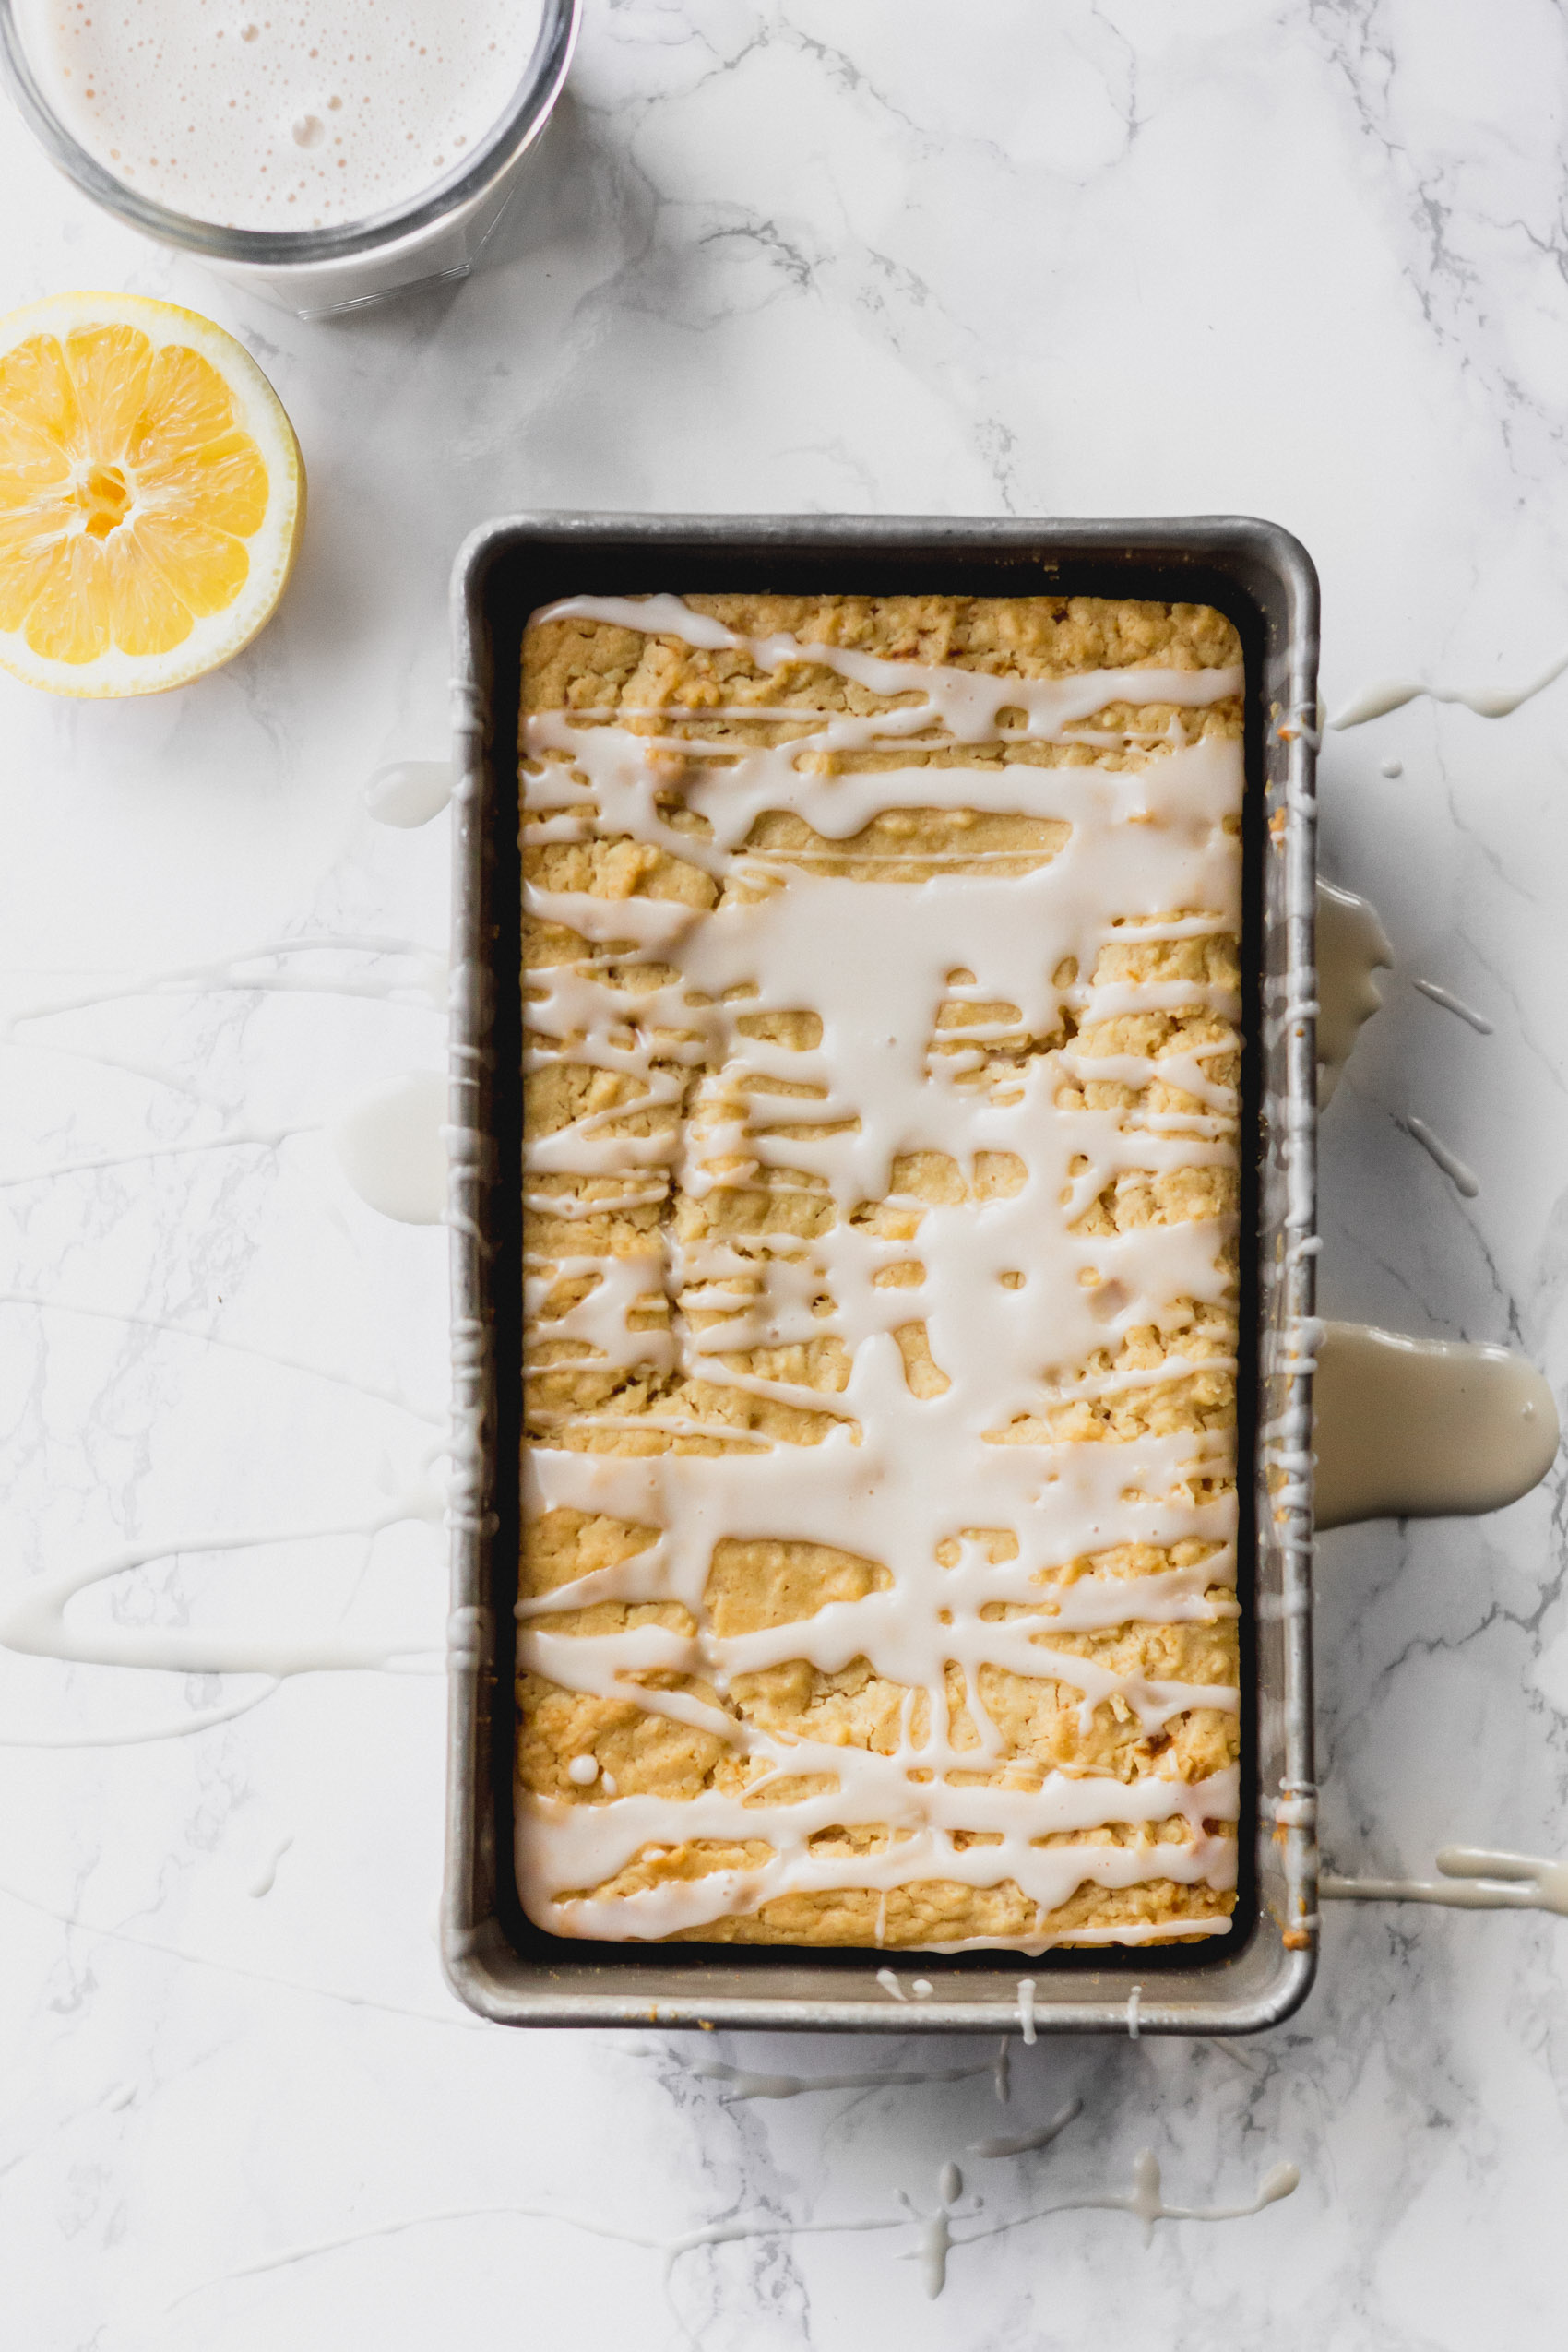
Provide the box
[517,591,1245,1953]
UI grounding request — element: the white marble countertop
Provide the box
[4,5,1568,2345]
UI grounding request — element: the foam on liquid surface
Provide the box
[17,0,545,231]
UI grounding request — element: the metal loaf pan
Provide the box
[443,513,1319,2035]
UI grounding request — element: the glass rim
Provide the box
[0,0,579,264]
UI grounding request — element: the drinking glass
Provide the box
[0,0,579,316]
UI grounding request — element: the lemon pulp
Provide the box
[0,296,303,695]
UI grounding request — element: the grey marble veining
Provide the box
[3,3,1568,2345]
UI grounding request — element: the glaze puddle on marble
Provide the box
[365,761,455,828]
[1316,879,1393,1107]
[0,1672,283,1749]
[1328,642,1568,729]
[329,1070,447,1223]
[1313,1321,1558,1529]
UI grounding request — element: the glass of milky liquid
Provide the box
[0,0,577,315]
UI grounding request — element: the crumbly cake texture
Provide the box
[517,591,1245,1953]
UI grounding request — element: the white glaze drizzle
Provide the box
[1413,979,1493,1035]
[689,2052,992,2101]
[0,1120,315,1194]
[1329,643,1568,729]
[959,2146,1299,2251]
[0,1674,286,1750]
[3,933,445,1029]
[0,1270,450,1739]
[1016,1977,1037,2044]
[163,2142,1298,2329]
[535,595,1244,745]
[906,2161,968,2296]
[6,1025,225,1106]
[0,1495,445,1694]
[1315,879,1392,1109]
[520,595,1245,1951]
[1398,1114,1480,1198]
[1322,1846,1568,1916]
[992,2037,1012,2101]
[248,1835,295,1899]
[0,905,475,1743]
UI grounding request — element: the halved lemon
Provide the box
[0,292,304,697]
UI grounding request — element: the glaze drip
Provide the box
[1322,1846,1568,1915]
[1315,880,1392,1108]
[1329,643,1568,730]
[330,1070,448,1224]
[1315,1323,1558,1529]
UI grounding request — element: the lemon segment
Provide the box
[0,293,304,697]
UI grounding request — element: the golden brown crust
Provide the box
[524,592,1243,715]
